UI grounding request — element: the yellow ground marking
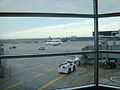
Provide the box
[37,75,64,90]
[32,65,56,79]
[33,68,54,79]
[2,81,23,90]
[34,73,44,78]
[46,68,55,73]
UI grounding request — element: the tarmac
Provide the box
[0,41,119,90]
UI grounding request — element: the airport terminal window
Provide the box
[0,56,94,90]
[0,17,94,89]
[98,0,120,14]
[0,0,93,14]
[0,0,120,90]
[99,17,120,87]
[0,17,94,55]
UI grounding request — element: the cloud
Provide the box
[2,20,93,39]
[1,17,120,39]
[99,17,120,31]
[11,22,81,34]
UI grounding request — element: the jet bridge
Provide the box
[81,43,120,61]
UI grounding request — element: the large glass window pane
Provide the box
[98,17,120,87]
[98,0,120,14]
[0,17,94,89]
[0,0,93,14]
[0,56,94,90]
[0,17,94,55]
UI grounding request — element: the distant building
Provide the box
[93,30,120,37]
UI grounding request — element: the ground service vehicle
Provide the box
[58,60,77,74]
[66,56,81,66]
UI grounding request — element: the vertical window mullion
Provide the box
[93,0,99,86]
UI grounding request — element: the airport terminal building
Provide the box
[93,30,120,36]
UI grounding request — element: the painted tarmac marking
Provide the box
[2,81,23,90]
[33,67,55,78]
[34,73,44,78]
[46,68,53,72]
[12,64,42,75]
[37,75,64,90]
[13,63,27,67]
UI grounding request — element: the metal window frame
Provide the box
[93,0,99,86]
[0,50,119,59]
[0,12,94,18]
[0,0,120,89]
[0,51,94,59]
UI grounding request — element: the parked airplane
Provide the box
[44,39,63,46]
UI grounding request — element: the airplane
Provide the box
[44,39,63,46]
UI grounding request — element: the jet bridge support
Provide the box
[0,44,7,78]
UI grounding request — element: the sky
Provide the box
[0,0,120,39]
[0,18,94,39]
